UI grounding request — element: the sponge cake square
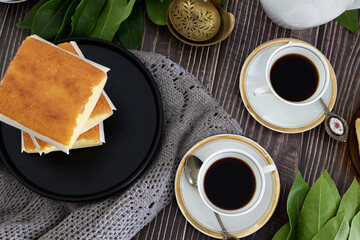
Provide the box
[0,35,109,153]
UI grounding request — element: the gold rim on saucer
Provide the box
[239,38,337,133]
[175,134,280,239]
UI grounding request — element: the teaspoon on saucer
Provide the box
[185,155,239,240]
[319,98,348,142]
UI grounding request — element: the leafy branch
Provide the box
[272,170,360,240]
[17,0,173,49]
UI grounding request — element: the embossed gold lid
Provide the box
[167,0,235,46]
[169,0,221,42]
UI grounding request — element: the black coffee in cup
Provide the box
[270,54,319,102]
[204,157,256,210]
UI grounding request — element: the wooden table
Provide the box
[1,1,359,239]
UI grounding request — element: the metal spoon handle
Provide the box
[214,212,226,231]
[214,212,238,240]
[319,98,330,114]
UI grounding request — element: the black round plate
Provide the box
[0,38,163,202]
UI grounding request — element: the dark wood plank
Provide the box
[135,1,360,239]
[1,1,359,240]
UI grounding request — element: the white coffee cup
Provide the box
[253,42,330,106]
[197,149,276,216]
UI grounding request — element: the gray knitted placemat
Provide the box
[0,51,242,240]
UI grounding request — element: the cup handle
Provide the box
[262,164,277,174]
[253,86,271,96]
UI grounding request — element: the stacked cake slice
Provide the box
[22,123,105,154]
[0,35,115,154]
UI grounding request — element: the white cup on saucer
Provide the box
[253,42,330,106]
[197,149,276,217]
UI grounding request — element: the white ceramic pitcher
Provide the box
[260,0,360,29]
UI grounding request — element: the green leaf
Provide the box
[17,0,49,29]
[31,0,73,39]
[298,175,337,240]
[287,171,310,240]
[272,223,290,240]
[337,178,360,223]
[336,10,358,34]
[90,0,136,41]
[54,0,82,41]
[323,170,341,209]
[117,3,143,49]
[118,0,137,23]
[70,0,106,37]
[312,212,350,240]
[349,211,360,240]
[145,0,172,25]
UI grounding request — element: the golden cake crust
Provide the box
[36,124,101,150]
[77,124,100,141]
[57,42,112,120]
[57,42,112,123]
[22,132,36,152]
[91,94,112,118]
[57,42,77,54]
[22,125,101,153]
[0,37,106,146]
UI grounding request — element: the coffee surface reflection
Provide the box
[270,54,319,102]
[204,157,256,210]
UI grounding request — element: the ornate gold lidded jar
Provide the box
[168,0,221,42]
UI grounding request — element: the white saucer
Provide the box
[175,134,280,239]
[239,39,337,133]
